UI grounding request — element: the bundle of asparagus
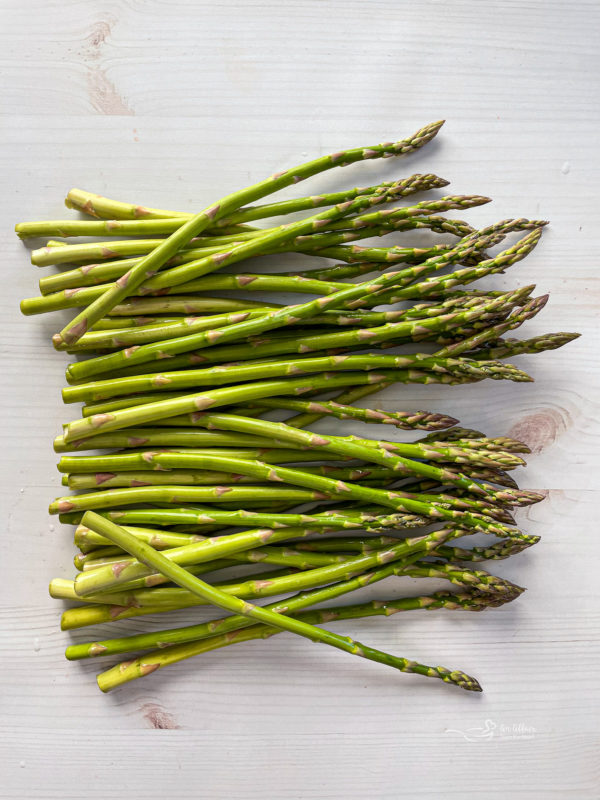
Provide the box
[17,121,578,694]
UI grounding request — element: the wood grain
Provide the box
[1,1,598,797]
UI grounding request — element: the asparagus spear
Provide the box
[37,213,480,295]
[62,505,427,532]
[61,404,524,502]
[62,173,448,225]
[69,447,520,596]
[59,310,414,355]
[90,587,496,691]
[58,526,517,626]
[77,541,347,574]
[79,511,481,691]
[67,583,491,662]
[61,360,530,446]
[62,349,530,404]
[53,427,308,451]
[19,174,449,239]
[65,522,467,611]
[241,398,458,430]
[50,485,348,515]
[54,122,444,345]
[463,332,581,360]
[93,586,488,691]
[65,462,397,489]
[62,287,529,370]
[63,226,527,381]
[22,291,276,317]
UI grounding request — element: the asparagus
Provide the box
[55,122,444,344]
[61,503,425,531]
[250,294,546,434]
[59,309,427,355]
[50,485,349,515]
[37,237,484,309]
[63,226,531,380]
[53,428,309,451]
[74,547,124,569]
[62,349,530,404]
[62,521,468,616]
[17,124,579,697]
[67,585,489,662]
[241,398,458,430]
[27,205,489,313]
[77,541,348,575]
[27,219,430,268]
[30,194,492,274]
[35,210,484,295]
[59,441,526,488]
[19,174,449,239]
[21,291,277,317]
[73,523,211,550]
[61,287,529,370]
[94,587,487,691]
[90,315,177,329]
[46,271,350,303]
[70,376,458,422]
[295,535,538,560]
[65,462,397,489]
[463,332,581,360]
[61,406,525,497]
[283,382,400,430]
[36,227,463,296]
[60,360,531,448]
[80,511,481,691]
[62,173,449,225]
[73,522,364,552]
[69,445,521,596]
[58,526,514,627]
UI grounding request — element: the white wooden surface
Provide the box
[1,1,599,797]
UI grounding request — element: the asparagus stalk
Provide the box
[71,515,416,595]
[241,398,458,430]
[77,541,348,574]
[95,587,487,691]
[50,485,348,515]
[62,505,428,532]
[73,523,210,550]
[70,446,520,596]
[19,174,449,239]
[67,585,489,662]
[62,349,530,404]
[32,214,461,293]
[80,511,481,691]
[62,287,529,369]
[60,309,427,355]
[62,173,448,225]
[251,293,544,433]
[61,360,530,446]
[28,215,446,269]
[63,226,528,381]
[65,462,397,489]
[61,522,467,615]
[21,291,276,317]
[17,124,578,699]
[60,405,523,501]
[58,527,516,627]
[53,427,308,451]
[463,332,581,360]
[54,122,444,345]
